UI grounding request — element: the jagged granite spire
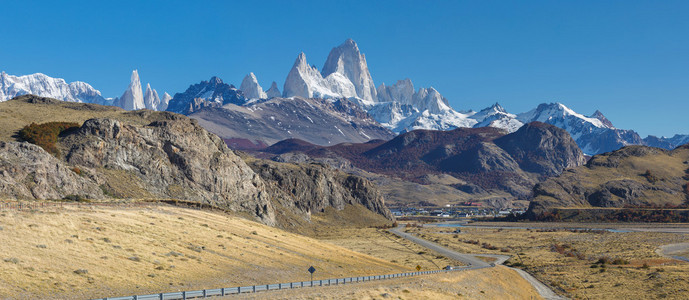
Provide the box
[265,81,281,98]
[240,72,267,100]
[143,83,161,110]
[283,52,355,99]
[118,70,145,110]
[321,39,377,103]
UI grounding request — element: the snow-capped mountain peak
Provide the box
[240,72,267,100]
[0,71,106,104]
[116,70,145,111]
[321,38,377,103]
[283,52,356,100]
[517,102,607,129]
[468,102,523,133]
[591,110,614,128]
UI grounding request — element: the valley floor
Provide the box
[408,222,689,299]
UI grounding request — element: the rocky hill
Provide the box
[264,121,585,206]
[527,144,689,219]
[246,159,393,222]
[0,95,392,228]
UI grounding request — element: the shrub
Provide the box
[642,170,659,183]
[62,195,88,202]
[18,122,80,156]
[71,167,82,176]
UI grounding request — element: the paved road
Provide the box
[390,225,565,300]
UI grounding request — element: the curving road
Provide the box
[389,225,565,300]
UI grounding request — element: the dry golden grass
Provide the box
[225,266,541,300]
[408,224,689,299]
[0,205,408,299]
[311,225,463,271]
[0,96,174,142]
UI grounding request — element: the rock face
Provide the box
[247,159,393,221]
[0,141,104,200]
[116,70,145,111]
[166,76,246,114]
[59,115,275,225]
[239,73,267,100]
[527,144,689,216]
[494,122,586,177]
[321,39,377,103]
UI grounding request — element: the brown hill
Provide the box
[527,144,689,220]
[264,122,585,204]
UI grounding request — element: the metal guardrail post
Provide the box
[182,291,186,299]
[221,288,225,296]
[252,285,256,293]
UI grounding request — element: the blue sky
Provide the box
[1,0,687,137]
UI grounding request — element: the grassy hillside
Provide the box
[528,145,689,220]
[0,95,172,142]
[0,204,407,299]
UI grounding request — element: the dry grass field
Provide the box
[226,266,541,300]
[407,223,689,299]
[0,204,408,299]
[311,225,462,271]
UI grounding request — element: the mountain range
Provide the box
[2,39,686,155]
[261,121,585,207]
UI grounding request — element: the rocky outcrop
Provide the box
[59,115,276,225]
[247,159,393,221]
[494,122,586,177]
[0,141,104,200]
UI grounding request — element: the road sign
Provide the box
[416,265,421,271]
[308,266,316,282]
